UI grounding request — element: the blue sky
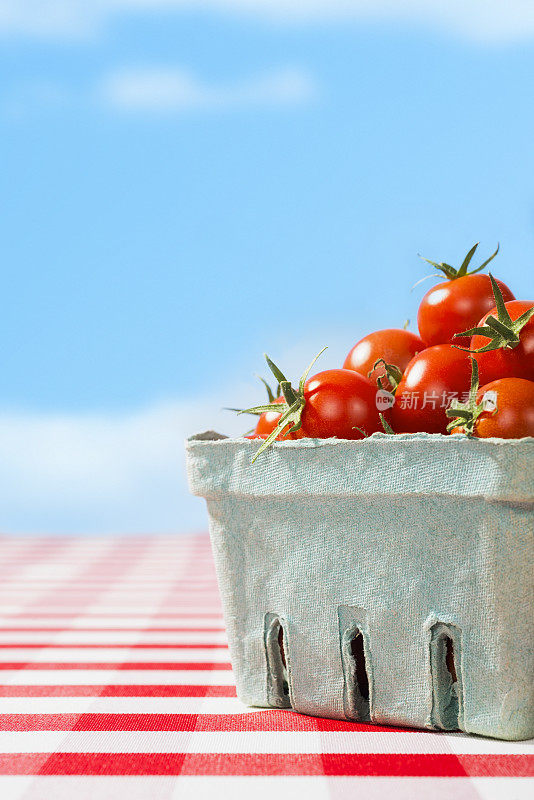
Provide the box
[1,1,534,533]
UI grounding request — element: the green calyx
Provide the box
[256,374,280,404]
[368,358,403,394]
[355,414,395,436]
[353,415,395,436]
[445,357,496,436]
[379,413,395,434]
[239,347,327,463]
[454,273,534,353]
[224,375,281,416]
[420,242,499,281]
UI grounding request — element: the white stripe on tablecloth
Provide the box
[1,669,235,685]
[0,777,528,800]
[0,697,255,714]
[0,648,229,662]
[3,540,117,584]
[0,777,531,800]
[0,730,530,755]
[0,618,224,629]
[0,632,228,645]
[0,599,222,608]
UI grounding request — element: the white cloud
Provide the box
[0,335,354,535]
[0,398,233,535]
[1,0,534,43]
[1,66,316,120]
[99,66,317,112]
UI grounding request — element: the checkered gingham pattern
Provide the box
[0,534,531,800]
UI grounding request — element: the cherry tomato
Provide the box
[391,345,473,434]
[252,396,300,441]
[298,369,381,439]
[472,300,534,385]
[254,396,286,436]
[418,275,515,347]
[450,378,534,439]
[343,328,425,392]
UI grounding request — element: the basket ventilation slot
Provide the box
[351,630,370,703]
[265,613,291,709]
[338,606,372,723]
[429,622,463,731]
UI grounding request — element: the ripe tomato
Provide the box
[297,369,381,439]
[254,396,286,436]
[418,274,515,347]
[450,378,534,439]
[343,328,425,392]
[253,397,300,440]
[471,300,534,385]
[391,345,473,434]
[245,354,381,460]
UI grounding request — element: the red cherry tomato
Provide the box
[472,300,534,385]
[343,328,425,392]
[254,396,286,436]
[298,369,381,439]
[391,345,473,434]
[418,275,515,347]
[253,396,300,441]
[450,378,534,439]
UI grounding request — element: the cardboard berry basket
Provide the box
[185,431,534,741]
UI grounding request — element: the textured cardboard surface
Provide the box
[186,432,534,740]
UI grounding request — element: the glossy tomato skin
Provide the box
[254,396,300,440]
[418,275,515,347]
[254,396,286,436]
[299,369,381,439]
[391,344,473,434]
[343,328,425,391]
[452,378,534,439]
[471,300,534,385]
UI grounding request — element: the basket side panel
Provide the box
[205,498,270,707]
[186,436,534,739]
[204,494,533,738]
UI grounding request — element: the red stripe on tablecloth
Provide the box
[0,540,70,577]
[0,753,530,777]
[0,713,414,733]
[0,663,232,670]
[0,685,237,697]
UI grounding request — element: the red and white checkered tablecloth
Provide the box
[0,534,531,800]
